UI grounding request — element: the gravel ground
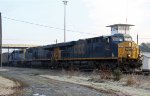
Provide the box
[0,67,109,96]
[41,75,150,96]
[0,68,22,96]
[39,70,150,96]
[1,67,150,96]
[0,76,16,95]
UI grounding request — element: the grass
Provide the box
[100,70,112,80]
[126,74,140,86]
[61,68,80,78]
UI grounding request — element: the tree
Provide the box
[139,43,150,52]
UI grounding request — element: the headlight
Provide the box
[127,54,131,57]
[138,54,141,58]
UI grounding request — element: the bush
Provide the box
[61,68,80,78]
[126,75,140,86]
[100,70,112,80]
[113,68,122,81]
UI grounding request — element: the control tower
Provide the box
[106,24,134,35]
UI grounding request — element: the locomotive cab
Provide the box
[111,34,142,69]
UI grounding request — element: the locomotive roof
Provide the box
[43,41,75,50]
[40,33,132,50]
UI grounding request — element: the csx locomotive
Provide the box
[8,24,142,71]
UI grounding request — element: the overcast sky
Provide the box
[0,0,150,45]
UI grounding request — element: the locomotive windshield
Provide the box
[112,34,132,42]
[124,35,132,41]
[112,36,123,42]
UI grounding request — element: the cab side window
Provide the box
[103,37,110,44]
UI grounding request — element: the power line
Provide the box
[3,38,57,43]
[2,16,98,35]
[137,38,150,39]
[132,37,150,39]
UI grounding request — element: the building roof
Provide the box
[106,24,134,27]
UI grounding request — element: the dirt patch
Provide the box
[40,75,118,95]
[0,68,9,72]
[0,76,27,96]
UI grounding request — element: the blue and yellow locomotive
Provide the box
[8,24,142,71]
[42,33,142,71]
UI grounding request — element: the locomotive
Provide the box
[8,24,142,71]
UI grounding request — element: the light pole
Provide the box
[63,0,68,42]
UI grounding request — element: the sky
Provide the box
[0,0,150,46]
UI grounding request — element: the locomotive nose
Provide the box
[118,41,139,59]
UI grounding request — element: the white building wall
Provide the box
[110,25,130,35]
[119,30,130,34]
[142,56,150,71]
[111,30,130,35]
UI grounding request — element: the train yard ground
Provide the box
[0,67,150,96]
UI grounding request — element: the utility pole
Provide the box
[137,33,138,45]
[63,0,68,42]
[56,39,57,44]
[0,12,2,68]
